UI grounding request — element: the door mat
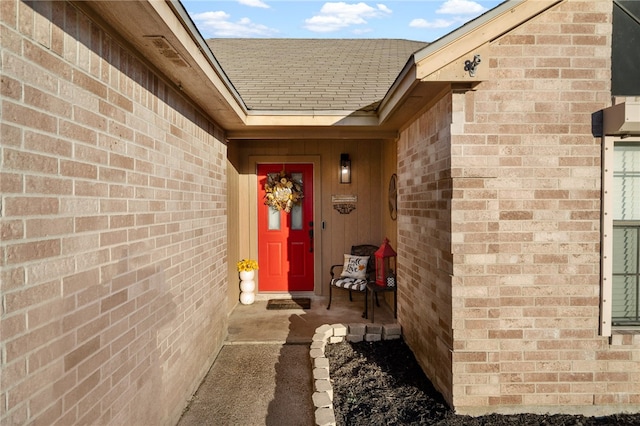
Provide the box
[266,298,311,310]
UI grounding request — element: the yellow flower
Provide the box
[237,259,259,272]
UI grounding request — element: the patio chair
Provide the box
[326,244,379,316]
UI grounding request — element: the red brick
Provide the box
[24,86,72,118]
[59,120,97,144]
[63,370,100,409]
[64,336,100,372]
[1,0,17,28]
[2,102,57,133]
[75,181,108,197]
[109,214,134,229]
[3,148,58,174]
[1,74,22,99]
[60,160,97,179]
[100,290,128,313]
[1,219,24,240]
[5,322,61,363]
[6,239,61,264]
[0,313,26,340]
[75,216,108,232]
[24,131,73,157]
[1,122,22,147]
[62,269,100,295]
[500,34,535,45]
[109,152,134,170]
[72,71,107,98]
[4,197,59,217]
[25,176,72,195]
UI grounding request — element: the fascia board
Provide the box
[226,128,398,140]
[377,63,420,125]
[245,112,380,127]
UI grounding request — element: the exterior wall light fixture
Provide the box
[340,153,351,184]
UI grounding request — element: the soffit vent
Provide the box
[144,35,190,68]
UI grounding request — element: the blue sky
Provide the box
[181,0,504,42]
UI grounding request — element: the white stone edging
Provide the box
[310,323,402,426]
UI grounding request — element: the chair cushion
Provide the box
[340,254,369,279]
[331,277,367,292]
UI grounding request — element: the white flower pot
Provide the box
[239,270,256,305]
[239,270,255,281]
[239,291,255,305]
[240,279,255,293]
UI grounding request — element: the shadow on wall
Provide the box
[86,248,177,424]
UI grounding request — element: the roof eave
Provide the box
[378,0,564,127]
[73,0,248,130]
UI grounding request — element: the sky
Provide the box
[180,0,505,42]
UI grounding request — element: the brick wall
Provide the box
[1,1,228,424]
[397,93,454,404]
[398,0,640,416]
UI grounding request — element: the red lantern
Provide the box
[374,238,397,287]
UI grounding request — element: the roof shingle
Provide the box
[206,39,429,112]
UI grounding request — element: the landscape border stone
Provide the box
[310,323,402,426]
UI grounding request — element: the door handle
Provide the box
[309,222,314,252]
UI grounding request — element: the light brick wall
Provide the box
[1,1,228,425]
[398,0,640,416]
[397,93,454,403]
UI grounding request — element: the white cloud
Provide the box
[436,0,487,15]
[304,2,392,33]
[191,11,278,37]
[237,0,269,9]
[409,18,455,29]
[408,0,487,35]
[376,4,392,14]
[353,27,374,35]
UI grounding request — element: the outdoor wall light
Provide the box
[340,153,351,184]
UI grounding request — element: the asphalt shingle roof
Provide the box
[206,39,429,112]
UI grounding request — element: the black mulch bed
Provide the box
[325,339,640,426]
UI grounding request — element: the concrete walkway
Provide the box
[177,293,396,425]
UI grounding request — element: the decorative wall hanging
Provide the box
[388,173,397,220]
[464,54,481,77]
[333,203,356,214]
[264,170,303,213]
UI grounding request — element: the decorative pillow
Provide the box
[340,254,370,280]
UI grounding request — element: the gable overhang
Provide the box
[378,0,564,128]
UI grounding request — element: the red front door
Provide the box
[257,164,314,292]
